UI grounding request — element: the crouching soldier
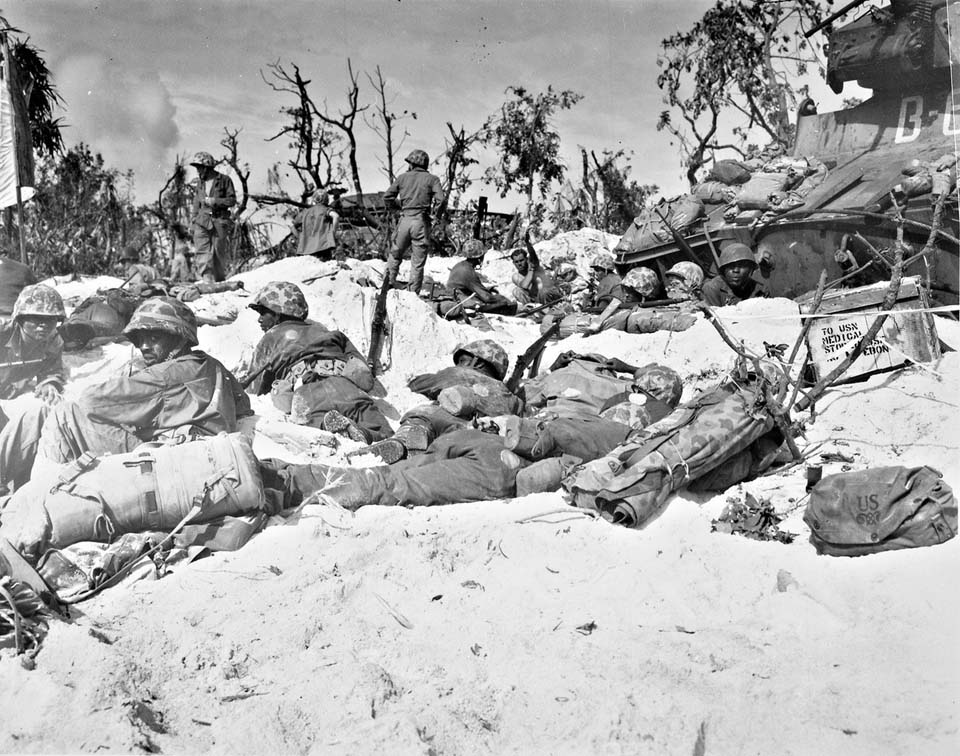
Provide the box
[510,231,562,307]
[0,296,251,491]
[612,262,705,335]
[242,281,391,443]
[0,285,67,492]
[354,339,520,463]
[446,240,517,316]
[701,243,768,307]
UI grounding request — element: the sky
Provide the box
[2,0,851,217]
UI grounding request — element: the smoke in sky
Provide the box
[54,53,179,195]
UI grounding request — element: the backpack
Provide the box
[804,466,957,556]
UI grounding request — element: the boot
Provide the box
[321,410,367,443]
[348,437,407,465]
[393,422,431,455]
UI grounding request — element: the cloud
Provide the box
[54,52,179,194]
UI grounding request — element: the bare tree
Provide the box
[220,127,250,218]
[364,65,414,182]
[260,60,344,203]
[315,59,368,207]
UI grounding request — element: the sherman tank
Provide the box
[614,0,959,305]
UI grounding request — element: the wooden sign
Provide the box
[802,277,941,382]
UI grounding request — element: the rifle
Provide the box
[0,357,46,370]
[653,207,706,269]
[505,320,560,393]
[366,274,392,374]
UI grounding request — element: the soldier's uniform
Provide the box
[0,284,66,400]
[190,151,237,282]
[701,275,768,307]
[0,297,250,490]
[244,282,389,443]
[445,242,517,315]
[384,149,445,295]
[293,193,338,259]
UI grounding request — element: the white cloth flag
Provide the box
[0,74,35,209]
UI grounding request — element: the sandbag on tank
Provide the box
[614,195,704,256]
[1,433,265,562]
[563,373,781,528]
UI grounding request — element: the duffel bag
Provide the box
[804,466,957,556]
[1,433,264,561]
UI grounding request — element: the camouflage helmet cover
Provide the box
[190,151,216,168]
[250,281,309,321]
[621,266,660,298]
[665,261,705,291]
[12,284,66,321]
[123,296,199,347]
[405,149,429,169]
[590,252,616,272]
[718,242,756,269]
[633,362,683,409]
[453,339,510,381]
[461,239,486,259]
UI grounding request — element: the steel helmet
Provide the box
[250,281,309,321]
[461,239,486,259]
[190,151,216,168]
[633,363,683,409]
[621,267,660,298]
[405,149,429,169]
[12,284,66,321]
[123,296,199,347]
[665,261,705,291]
[590,252,616,272]
[453,339,509,381]
[718,243,756,269]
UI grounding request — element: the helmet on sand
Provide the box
[453,339,509,381]
[124,296,199,347]
[250,281,309,321]
[621,267,660,298]
[190,151,216,168]
[633,363,683,408]
[12,284,65,321]
[461,239,486,259]
[665,261,705,291]
[590,252,616,272]
[718,243,756,269]
[404,149,429,169]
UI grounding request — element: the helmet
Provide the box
[123,296,198,347]
[404,149,429,169]
[718,243,756,269]
[633,363,683,409]
[119,244,140,262]
[590,252,616,272]
[462,239,486,259]
[12,284,65,321]
[621,267,660,298]
[250,281,309,321]
[453,339,509,381]
[665,261,705,291]
[190,151,215,168]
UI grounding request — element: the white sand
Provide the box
[1,237,957,754]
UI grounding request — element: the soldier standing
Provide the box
[383,149,445,295]
[189,151,236,283]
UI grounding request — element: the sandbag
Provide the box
[614,195,704,255]
[2,433,264,560]
[523,359,633,417]
[693,180,737,204]
[437,382,522,419]
[734,172,792,210]
[563,379,777,528]
[803,466,957,556]
[625,308,697,334]
[705,160,753,185]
